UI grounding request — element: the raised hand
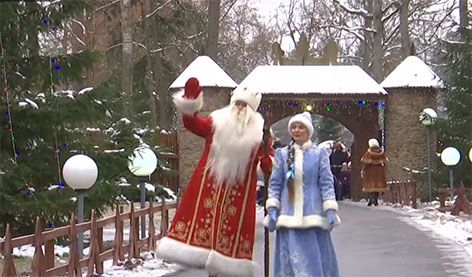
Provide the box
[184,77,202,99]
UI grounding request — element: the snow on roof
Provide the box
[169,56,238,90]
[381,56,442,88]
[233,65,387,96]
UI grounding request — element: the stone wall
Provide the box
[385,87,437,196]
[172,87,232,196]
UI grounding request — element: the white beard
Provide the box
[207,105,264,186]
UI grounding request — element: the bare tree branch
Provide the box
[147,0,173,19]
[333,0,372,19]
[95,0,120,13]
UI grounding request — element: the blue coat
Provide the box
[264,140,341,230]
[265,140,341,276]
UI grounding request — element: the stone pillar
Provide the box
[384,87,437,198]
[171,87,231,196]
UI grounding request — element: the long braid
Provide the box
[286,139,295,203]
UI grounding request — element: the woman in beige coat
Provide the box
[361,138,389,206]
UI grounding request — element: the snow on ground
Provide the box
[5,200,471,276]
[343,199,472,258]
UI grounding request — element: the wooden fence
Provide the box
[0,199,176,277]
[154,132,179,193]
[438,181,472,215]
[384,180,417,209]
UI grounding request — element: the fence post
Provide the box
[1,223,17,277]
[411,181,417,209]
[113,205,124,265]
[128,202,139,258]
[68,213,81,277]
[148,199,156,251]
[161,198,169,237]
[87,210,100,276]
[44,237,55,273]
[451,182,472,216]
[97,225,104,274]
[32,217,45,277]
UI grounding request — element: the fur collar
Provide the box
[361,147,388,165]
[207,106,264,186]
[294,140,312,150]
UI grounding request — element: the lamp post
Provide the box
[441,147,461,199]
[63,154,98,258]
[128,146,157,239]
[419,108,437,202]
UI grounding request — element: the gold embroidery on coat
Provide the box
[204,198,213,209]
[168,220,190,241]
[232,150,257,257]
[237,237,252,259]
[215,184,230,250]
[192,227,211,247]
[210,182,224,249]
[186,166,210,244]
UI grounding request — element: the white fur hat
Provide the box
[230,88,262,111]
[288,112,314,138]
[368,138,379,148]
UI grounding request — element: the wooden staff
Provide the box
[262,127,271,277]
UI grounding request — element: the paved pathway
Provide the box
[163,202,472,276]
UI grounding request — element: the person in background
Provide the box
[265,111,340,277]
[330,141,349,200]
[360,138,389,206]
[339,162,351,199]
[156,78,273,277]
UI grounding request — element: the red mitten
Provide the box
[260,156,273,174]
[184,77,202,99]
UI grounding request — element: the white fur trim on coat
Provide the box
[322,200,339,212]
[155,237,209,268]
[263,214,341,230]
[265,198,280,210]
[206,249,257,277]
[173,89,203,115]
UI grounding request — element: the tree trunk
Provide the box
[459,0,469,30]
[399,0,411,58]
[120,0,133,118]
[371,0,383,82]
[363,0,373,71]
[142,0,158,129]
[206,0,220,61]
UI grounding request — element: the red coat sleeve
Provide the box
[182,113,213,138]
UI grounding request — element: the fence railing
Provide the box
[438,181,472,215]
[0,199,176,277]
[384,180,417,209]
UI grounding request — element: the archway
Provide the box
[235,65,387,200]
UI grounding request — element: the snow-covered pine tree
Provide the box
[0,1,148,235]
[436,27,472,187]
[316,115,343,144]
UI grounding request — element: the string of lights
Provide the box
[0,30,19,163]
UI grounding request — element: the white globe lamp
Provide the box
[63,154,98,190]
[128,146,158,238]
[128,147,158,177]
[62,154,98,258]
[441,147,461,198]
[419,108,438,126]
[441,147,461,166]
[420,107,437,202]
